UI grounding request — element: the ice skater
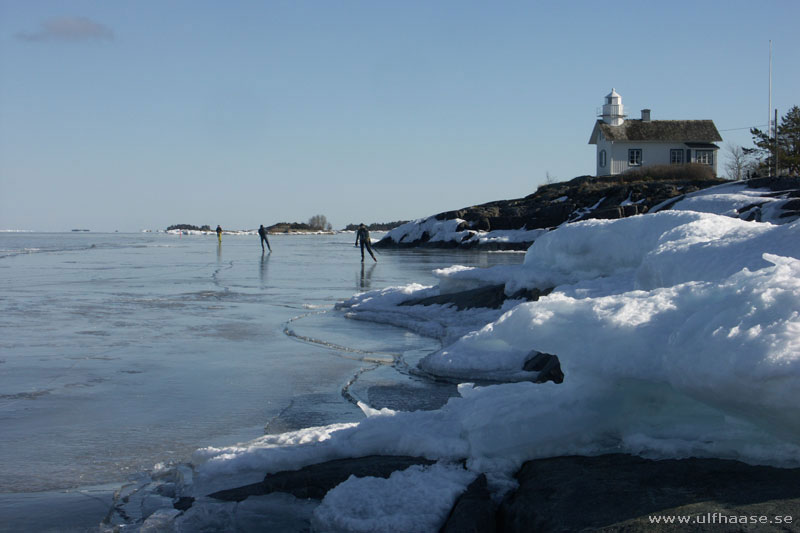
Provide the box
[216,225,222,244]
[258,224,272,252]
[355,223,377,262]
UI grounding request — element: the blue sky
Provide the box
[1,1,798,232]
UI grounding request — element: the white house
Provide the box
[588,89,722,176]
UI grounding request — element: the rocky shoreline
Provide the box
[194,453,800,532]
[190,278,800,531]
[375,175,800,250]
[97,176,800,532]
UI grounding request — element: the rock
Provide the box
[203,454,800,532]
[473,217,491,232]
[497,454,800,532]
[173,496,194,511]
[400,285,508,310]
[440,474,496,533]
[208,455,437,502]
[656,175,800,224]
[507,287,553,302]
[522,352,564,384]
[399,285,552,311]
[378,174,728,249]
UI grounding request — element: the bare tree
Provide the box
[308,214,329,230]
[723,143,748,181]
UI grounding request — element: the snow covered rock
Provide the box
[377,174,728,249]
[522,351,564,384]
[208,455,437,502]
[377,176,799,249]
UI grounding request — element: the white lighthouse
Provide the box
[589,89,723,176]
[599,88,625,126]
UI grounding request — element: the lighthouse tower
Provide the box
[599,88,625,126]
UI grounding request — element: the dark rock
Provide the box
[440,474,496,533]
[507,287,553,301]
[736,202,767,214]
[399,285,552,311]
[522,352,564,384]
[173,497,194,511]
[400,285,508,310]
[744,176,800,192]
[473,217,491,232]
[208,455,437,502]
[581,203,647,221]
[497,454,800,532]
[377,174,727,249]
[781,198,800,211]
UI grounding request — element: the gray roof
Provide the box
[589,119,722,144]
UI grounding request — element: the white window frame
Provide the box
[628,149,642,166]
[670,149,684,164]
[696,150,713,165]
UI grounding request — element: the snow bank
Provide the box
[348,212,800,466]
[428,211,800,296]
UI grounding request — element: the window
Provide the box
[599,149,607,168]
[670,149,684,164]
[696,150,713,165]
[628,149,642,166]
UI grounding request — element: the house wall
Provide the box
[595,140,718,176]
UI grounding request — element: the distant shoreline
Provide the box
[164,228,341,236]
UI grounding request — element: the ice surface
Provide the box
[0,231,523,530]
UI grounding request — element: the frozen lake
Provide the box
[0,232,522,499]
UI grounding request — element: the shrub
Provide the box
[617,163,715,183]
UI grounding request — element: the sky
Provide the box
[1,1,798,232]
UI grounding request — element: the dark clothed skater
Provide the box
[355,223,377,262]
[216,225,222,243]
[258,225,272,252]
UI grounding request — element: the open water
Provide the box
[0,231,522,529]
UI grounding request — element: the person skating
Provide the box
[258,224,272,252]
[216,225,222,244]
[355,223,377,262]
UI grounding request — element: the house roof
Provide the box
[589,119,723,144]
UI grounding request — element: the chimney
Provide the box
[641,109,651,122]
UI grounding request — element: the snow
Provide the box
[311,463,475,533]
[653,181,798,225]
[382,217,470,245]
[620,191,645,206]
[466,228,548,246]
[381,216,547,247]
[123,183,800,532]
